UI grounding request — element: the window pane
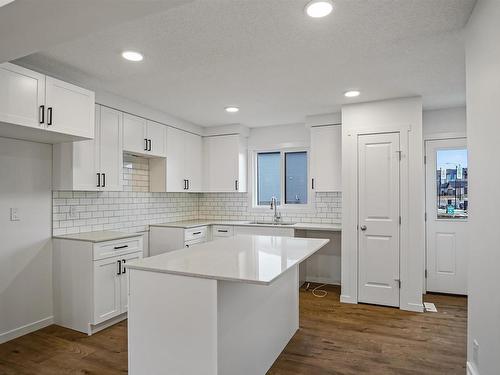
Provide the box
[257,152,281,205]
[436,149,468,219]
[285,151,307,204]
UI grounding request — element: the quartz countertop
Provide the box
[126,234,329,285]
[53,230,143,243]
[150,220,341,232]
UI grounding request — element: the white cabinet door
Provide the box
[119,252,143,313]
[99,106,123,191]
[204,135,239,192]
[0,63,45,129]
[123,113,147,154]
[185,132,203,191]
[45,76,95,138]
[73,107,99,190]
[310,125,342,192]
[93,257,121,324]
[166,127,186,192]
[146,120,166,157]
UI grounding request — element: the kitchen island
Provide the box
[126,234,329,375]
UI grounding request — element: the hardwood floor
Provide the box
[0,285,467,375]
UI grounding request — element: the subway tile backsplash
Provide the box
[52,155,341,235]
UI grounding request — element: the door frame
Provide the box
[357,131,402,307]
[352,126,409,310]
[423,135,467,294]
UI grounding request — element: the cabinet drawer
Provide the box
[93,237,143,260]
[184,226,207,241]
[212,225,234,238]
[184,237,206,248]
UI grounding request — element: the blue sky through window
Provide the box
[436,149,467,169]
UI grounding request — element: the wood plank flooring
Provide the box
[0,285,467,375]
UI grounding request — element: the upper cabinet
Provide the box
[203,135,247,192]
[123,113,166,157]
[53,105,123,191]
[0,63,94,143]
[310,125,342,192]
[150,127,203,192]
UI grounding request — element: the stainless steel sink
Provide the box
[248,221,296,226]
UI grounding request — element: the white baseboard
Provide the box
[340,294,357,304]
[89,312,127,335]
[304,277,340,286]
[0,316,54,344]
[467,361,479,375]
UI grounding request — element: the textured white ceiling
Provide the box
[16,0,476,127]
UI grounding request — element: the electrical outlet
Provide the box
[473,339,479,365]
[10,208,20,221]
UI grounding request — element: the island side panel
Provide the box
[217,266,299,375]
[127,269,218,375]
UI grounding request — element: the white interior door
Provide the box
[358,132,400,307]
[425,138,468,295]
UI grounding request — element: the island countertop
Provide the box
[126,234,329,285]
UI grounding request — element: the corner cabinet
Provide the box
[53,235,143,335]
[123,113,166,157]
[53,104,123,191]
[203,134,247,192]
[0,62,94,143]
[310,125,342,192]
[150,127,203,192]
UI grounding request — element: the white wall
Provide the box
[0,137,53,343]
[465,1,500,374]
[247,123,310,150]
[341,97,424,312]
[423,107,467,139]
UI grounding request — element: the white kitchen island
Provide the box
[126,234,329,375]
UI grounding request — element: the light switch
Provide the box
[10,208,20,221]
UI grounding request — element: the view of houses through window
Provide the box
[256,150,308,206]
[436,148,468,219]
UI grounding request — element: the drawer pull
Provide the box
[114,245,129,250]
[192,231,202,235]
[218,230,228,233]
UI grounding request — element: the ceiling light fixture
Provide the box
[122,51,143,62]
[305,0,333,18]
[344,90,360,98]
[225,106,239,113]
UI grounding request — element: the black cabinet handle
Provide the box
[47,107,53,125]
[144,138,148,151]
[218,230,228,233]
[97,173,101,187]
[311,178,315,189]
[187,179,190,190]
[114,245,129,250]
[193,231,202,235]
[148,139,152,151]
[39,105,45,124]
[102,173,106,188]
[117,260,122,275]
[235,180,238,191]
[183,179,187,190]
[122,259,127,274]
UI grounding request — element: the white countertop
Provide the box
[150,219,341,232]
[53,230,143,243]
[126,234,329,285]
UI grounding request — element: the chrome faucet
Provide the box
[270,196,281,223]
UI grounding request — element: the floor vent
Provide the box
[424,302,438,312]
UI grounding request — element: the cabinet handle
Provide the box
[235,180,238,191]
[144,138,148,151]
[148,139,152,151]
[187,180,190,190]
[122,259,127,274]
[183,179,187,190]
[97,173,101,187]
[117,260,122,275]
[193,231,202,235]
[39,105,45,124]
[311,178,315,190]
[114,245,129,250]
[47,107,53,125]
[218,230,228,233]
[102,173,106,188]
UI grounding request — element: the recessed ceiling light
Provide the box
[305,0,333,18]
[225,106,239,113]
[344,90,360,98]
[122,51,143,62]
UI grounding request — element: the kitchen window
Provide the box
[253,149,310,209]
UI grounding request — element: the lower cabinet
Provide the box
[53,235,143,335]
[149,226,208,256]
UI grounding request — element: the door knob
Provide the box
[360,225,367,231]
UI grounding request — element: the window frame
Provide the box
[249,146,314,212]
